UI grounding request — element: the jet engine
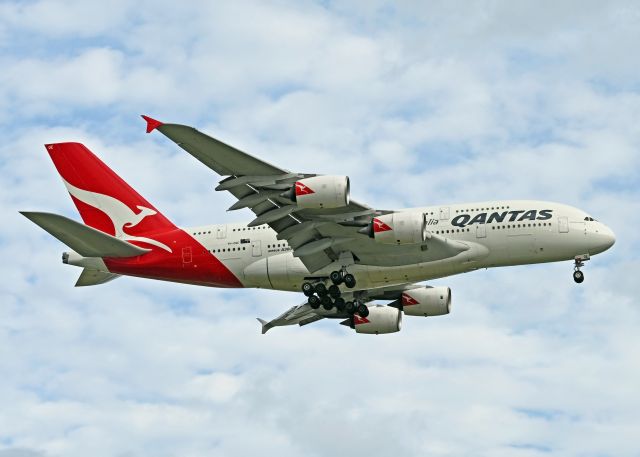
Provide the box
[350,305,402,334]
[401,286,451,317]
[287,175,350,209]
[361,211,427,245]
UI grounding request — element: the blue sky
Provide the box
[1,1,640,456]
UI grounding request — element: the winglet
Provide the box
[256,318,273,334]
[141,115,163,133]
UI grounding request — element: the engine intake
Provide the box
[349,305,402,334]
[287,175,350,209]
[402,286,451,317]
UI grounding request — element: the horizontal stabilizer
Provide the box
[75,268,120,287]
[20,211,150,258]
[257,318,273,334]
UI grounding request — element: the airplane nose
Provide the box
[592,225,616,253]
[603,226,616,250]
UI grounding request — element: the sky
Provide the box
[1,1,639,456]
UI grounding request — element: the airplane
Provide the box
[21,115,616,335]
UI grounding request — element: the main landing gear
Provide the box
[302,269,368,317]
[573,254,589,284]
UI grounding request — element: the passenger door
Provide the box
[182,246,192,265]
[251,240,262,257]
[216,225,227,239]
[558,216,569,233]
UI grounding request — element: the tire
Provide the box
[315,283,328,296]
[343,273,356,289]
[334,297,346,311]
[328,284,341,298]
[345,301,356,314]
[357,303,369,317]
[302,282,314,297]
[321,295,333,310]
[573,270,584,284]
[308,295,320,309]
[330,270,343,285]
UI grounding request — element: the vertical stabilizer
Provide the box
[45,143,177,251]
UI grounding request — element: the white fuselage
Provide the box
[183,200,615,293]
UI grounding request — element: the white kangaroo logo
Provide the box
[63,179,173,253]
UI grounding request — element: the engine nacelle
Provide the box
[402,286,451,317]
[369,211,427,245]
[293,175,350,209]
[353,305,402,334]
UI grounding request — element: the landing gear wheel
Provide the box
[315,283,328,296]
[334,297,346,311]
[328,284,341,298]
[330,270,343,285]
[343,273,356,289]
[356,303,369,318]
[302,282,315,297]
[308,295,320,309]
[345,301,356,314]
[321,295,333,310]
[573,270,584,284]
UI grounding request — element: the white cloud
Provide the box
[1,0,135,38]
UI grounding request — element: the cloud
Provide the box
[1,1,639,457]
[0,450,46,457]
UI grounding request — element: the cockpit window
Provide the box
[584,216,598,222]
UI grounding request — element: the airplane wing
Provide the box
[257,304,323,334]
[257,283,422,333]
[143,116,469,273]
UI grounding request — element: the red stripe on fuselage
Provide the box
[104,228,242,288]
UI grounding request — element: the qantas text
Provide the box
[451,209,553,228]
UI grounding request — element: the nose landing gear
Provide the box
[573,254,589,284]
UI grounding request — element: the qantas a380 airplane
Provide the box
[21,116,616,335]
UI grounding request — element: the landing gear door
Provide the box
[559,216,569,233]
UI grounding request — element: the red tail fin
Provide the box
[45,143,177,239]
